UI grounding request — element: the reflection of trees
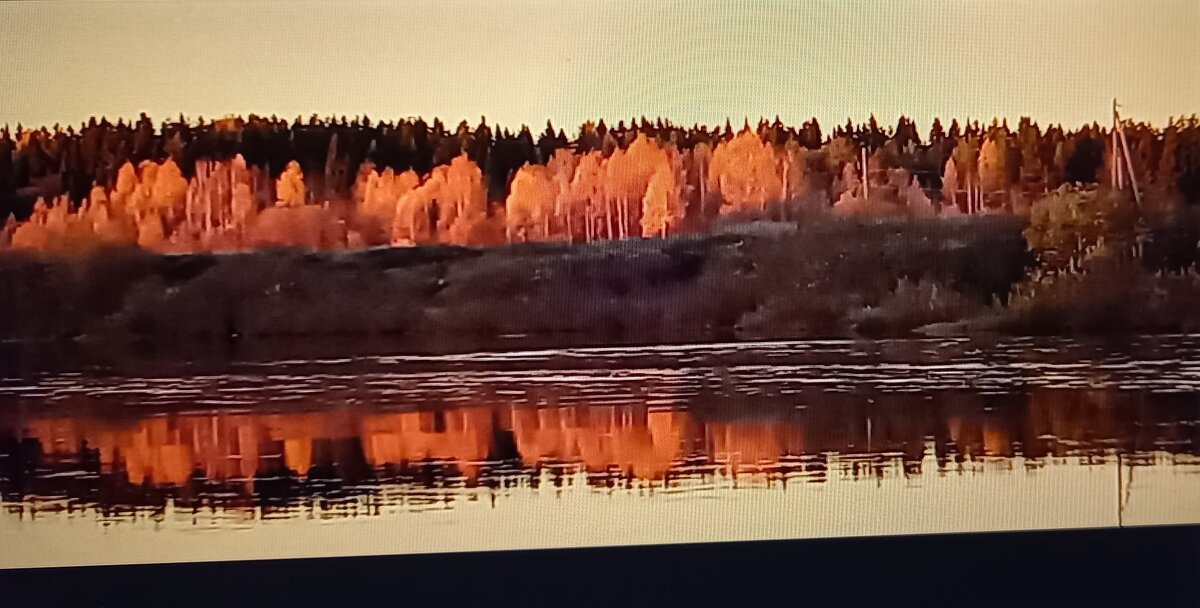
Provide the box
[1024,388,1137,457]
[1,386,1194,519]
[510,406,693,480]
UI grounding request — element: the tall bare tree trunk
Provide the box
[203,164,213,233]
[861,147,870,201]
[605,196,614,239]
[185,182,195,234]
[615,196,624,239]
[324,133,339,200]
[781,158,789,207]
[1111,130,1121,189]
[624,197,633,239]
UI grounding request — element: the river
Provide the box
[2,336,1198,568]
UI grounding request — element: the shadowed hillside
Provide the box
[7,206,1200,370]
[1,217,1031,349]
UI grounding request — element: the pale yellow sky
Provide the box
[1,0,1197,132]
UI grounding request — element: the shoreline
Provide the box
[4,215,1199,376]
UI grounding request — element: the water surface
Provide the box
[2,336,1198,568]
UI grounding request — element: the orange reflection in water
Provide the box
[12,385,1189,495]
[21,405,714,487]
[510,406,694,479]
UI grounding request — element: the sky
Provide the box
[0,0,1197,133]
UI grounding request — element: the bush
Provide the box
[1002,257,1200,335]
[0,216,1040,348]
[850,279,983,337]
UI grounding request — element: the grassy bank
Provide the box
[1,216,1031,347]
[5,213,1200,364]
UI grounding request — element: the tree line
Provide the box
[3,113,1197,213]
[2,112,1198,253]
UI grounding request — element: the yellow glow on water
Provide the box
[4,452,1197,569]
[2,380,1199,569]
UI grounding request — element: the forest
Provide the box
[2,112,1200,347]
[1,112,1199,253]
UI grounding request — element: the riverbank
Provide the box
[3,215,1199,366]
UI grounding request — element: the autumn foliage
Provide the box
[3,113,1199,255]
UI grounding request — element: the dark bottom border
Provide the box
[3,525,1198,606]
